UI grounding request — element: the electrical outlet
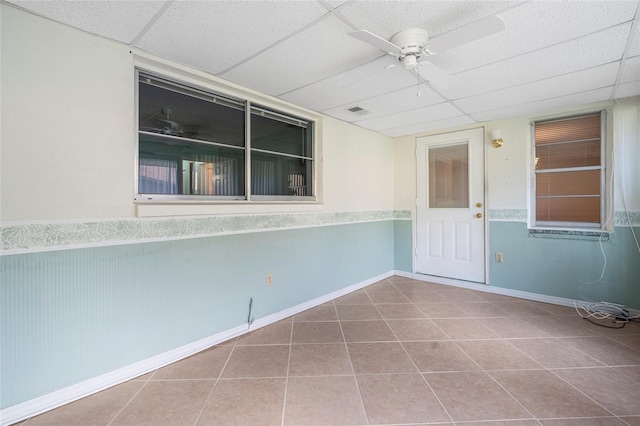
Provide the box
[495,252,504,263]
[266,273,273,286]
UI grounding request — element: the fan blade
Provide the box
[348,30,402,55]
[427,15,505,53]
[418,62,452,89]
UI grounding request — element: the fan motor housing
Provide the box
[390,28,429,54]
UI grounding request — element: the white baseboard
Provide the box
[0,271,393,426]
[393,270,585,308]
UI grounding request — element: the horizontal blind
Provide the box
[534,113,602,224]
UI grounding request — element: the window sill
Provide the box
[528,228,610,241]
[134,199,323,217]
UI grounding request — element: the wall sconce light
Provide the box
[490,129,504,148]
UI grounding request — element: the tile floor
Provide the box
[19,276,640,425]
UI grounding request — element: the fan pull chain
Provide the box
[416,64,421,96]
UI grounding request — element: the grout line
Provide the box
[545,368,619,418]
[394,279,544,424]
[191,341,236,426]
[370,278,456,424]
[279,314,295,426]
[106,376,151,426]
[335,299,371,426]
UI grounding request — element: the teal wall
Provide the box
[389,218,639,309]
[1,220,393,409]
[394,220,413,272]
[489,222,640,309]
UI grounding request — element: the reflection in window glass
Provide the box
[138,82,245,147]
[139,134,244,196]
[251,152,312,196]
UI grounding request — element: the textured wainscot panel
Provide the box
[1,220,394,409]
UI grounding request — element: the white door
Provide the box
[416,127,485,283]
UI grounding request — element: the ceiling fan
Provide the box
[348,15,505,90]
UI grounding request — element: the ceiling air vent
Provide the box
[347,106,370,115]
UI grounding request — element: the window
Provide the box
[137,71,314,201]
[533,111,605,229]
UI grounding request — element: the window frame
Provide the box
[134,68,317,204]
[529,109,613,232]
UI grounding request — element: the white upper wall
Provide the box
[1,5,136,221]
[0,5,394,223]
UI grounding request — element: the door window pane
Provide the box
[429,143,469,208]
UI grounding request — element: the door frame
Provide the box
[412,126,489,284]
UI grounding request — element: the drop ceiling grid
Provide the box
[323,85,445,123]
[5,0,639,138]
[280,56,417,112]
[381,115,477,138]
[11,0,166,44]
[440,23,632,101]
[628,22,640,57]
[614,81,640,98]
[220,15,377,96]
[470,87,614,122]
[618,55,640,83]
[433,0,639,76]
[355,101,462,131]
[133,1,328,75]
[453,62,620,115]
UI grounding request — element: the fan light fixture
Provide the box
[403,54,418,70]
[490,129,504,148]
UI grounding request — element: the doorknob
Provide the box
[476,213,483,218]
[476,202,483,208]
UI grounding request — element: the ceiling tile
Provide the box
[618,55,640,83]
[355,101,461,131]
[613,81,640,99]
[454,62,619,114]
[470,87,613,122]
[323,84,444,122]
[135,0,327,75]
[628,21,640,57]
[433,1,638,75]
[280,56,416,111]
[380,115,476,137]
[11,0,165,44]
[220,15,377,96]
[441,23,631,100]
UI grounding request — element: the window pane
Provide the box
[251,152,312,196]
[251,113,312,157]
[536,170,600,197]
[428,143,469,208]
[139,81,245,147]
[535,113,601,145]
[139,134,244,196]
[536,140,600,170]
[536,197,600,223]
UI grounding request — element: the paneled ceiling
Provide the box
[8,0,640,137]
